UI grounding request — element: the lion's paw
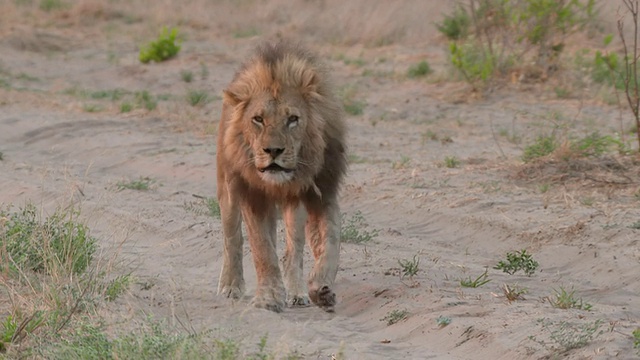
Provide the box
[287,294,311,307]
[309,285,336,312]
[251,287,286,313]
[218,284,244,300]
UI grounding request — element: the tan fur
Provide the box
[216,41,347,312]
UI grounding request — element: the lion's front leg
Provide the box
[217,180,245,300]
[242,202,286,312]
[305,200,341,312]
[282,203,310,307]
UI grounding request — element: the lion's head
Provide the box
[219,41,345,195]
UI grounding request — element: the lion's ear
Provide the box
[223,89,241,107]
[301,69,319,97]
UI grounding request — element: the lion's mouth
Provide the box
[259,163,294,173]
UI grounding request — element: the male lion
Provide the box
[215,41,347,313]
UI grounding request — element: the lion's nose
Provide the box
[263,147,285,159]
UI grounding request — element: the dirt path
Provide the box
[1,1,639,359]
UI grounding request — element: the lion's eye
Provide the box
[252,116,264,125]
[287,115,299,127]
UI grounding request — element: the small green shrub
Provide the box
[436,5,470,40]
[522,135,557,162]
[494,249,539,276]
[341,211,378,244]
[449,42,496,85]
[633,328,640,353]
[407,61,432,78]
[139,27,181,64]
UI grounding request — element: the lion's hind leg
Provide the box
[283,203,310,307]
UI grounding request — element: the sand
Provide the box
[0,1,639,359]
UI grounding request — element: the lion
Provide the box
[215,41,347,313]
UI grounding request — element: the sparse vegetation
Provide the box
[460,268,491,288]
[339,85,366,116]
[381,309,409,326]
[407,61,432,78]
[135,90,158,111]
[442,0,597,90]
[139,27,181,64]
[522,135,557,162]
[116,177,156,191]
[181,70,194,83]
[392,155,411,169]
[547,286,592,310]
[340,211,378,244]
[494,249,539,276]
[502,283,527,302]
[187,89,209,107]
[444,156,460,168]
[436,316,452,328]
[633,328,640,353]
[530,319,603,353]
[398,255,420,280]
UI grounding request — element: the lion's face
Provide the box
[242,91,308,185]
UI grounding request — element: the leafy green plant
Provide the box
[494,249,539,276]
[633,328,640,353]
[460,268,491,288]
[116,177,155,191]
[407,61,432,78]
[341,211,378,244]
[548,286,592,310]
[522,135,557,162]
[381,309,409,326]
[139,27,181,64]
[530,319,603,353]
[398,255,420,279]
[571,132,623,157]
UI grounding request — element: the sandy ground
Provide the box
[1,1,639,359]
